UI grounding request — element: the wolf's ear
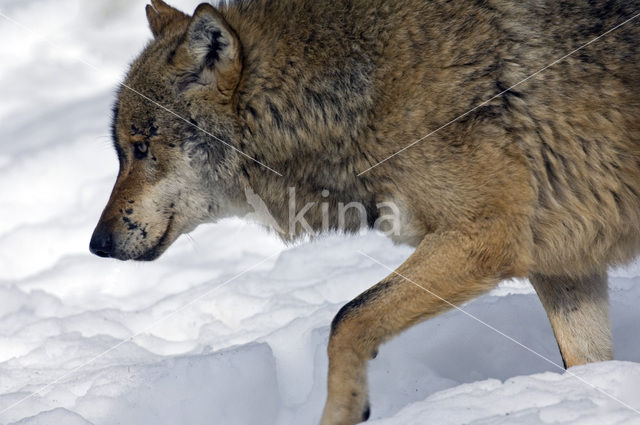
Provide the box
[182,3,243,102]
[145,0,188,38]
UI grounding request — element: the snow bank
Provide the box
[370,362,640,425]
[1,0,640,424]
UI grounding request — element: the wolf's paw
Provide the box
[319,397,370,425]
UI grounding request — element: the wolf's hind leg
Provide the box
[530,272,613,368]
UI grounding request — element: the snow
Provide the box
[1,0,640,424]
[371,362,640,425]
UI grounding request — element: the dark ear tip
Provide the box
[193,2,218,18]
[145,4,156,16]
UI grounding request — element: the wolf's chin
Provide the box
[132,216,176,261]
[133,246,166,261]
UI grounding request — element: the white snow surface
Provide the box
[1,1,640,424]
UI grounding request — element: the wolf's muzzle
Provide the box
[89,226,115,258]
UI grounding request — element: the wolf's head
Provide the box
[90,0,247,261]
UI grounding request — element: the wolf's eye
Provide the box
[133,142,148,160]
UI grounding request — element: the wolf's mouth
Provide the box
[134,215,175,261]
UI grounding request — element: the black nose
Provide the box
[89,228,115,258]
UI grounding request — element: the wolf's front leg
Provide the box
[319,220,531,425]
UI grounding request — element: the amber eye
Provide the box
[133,142,148,160]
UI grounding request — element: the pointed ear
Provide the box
[182,3,243,102]
[145,0,188,38]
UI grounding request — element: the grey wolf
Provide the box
[90,1,640,423]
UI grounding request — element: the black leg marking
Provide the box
[362,404,371,422]
[330,281,392,334]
